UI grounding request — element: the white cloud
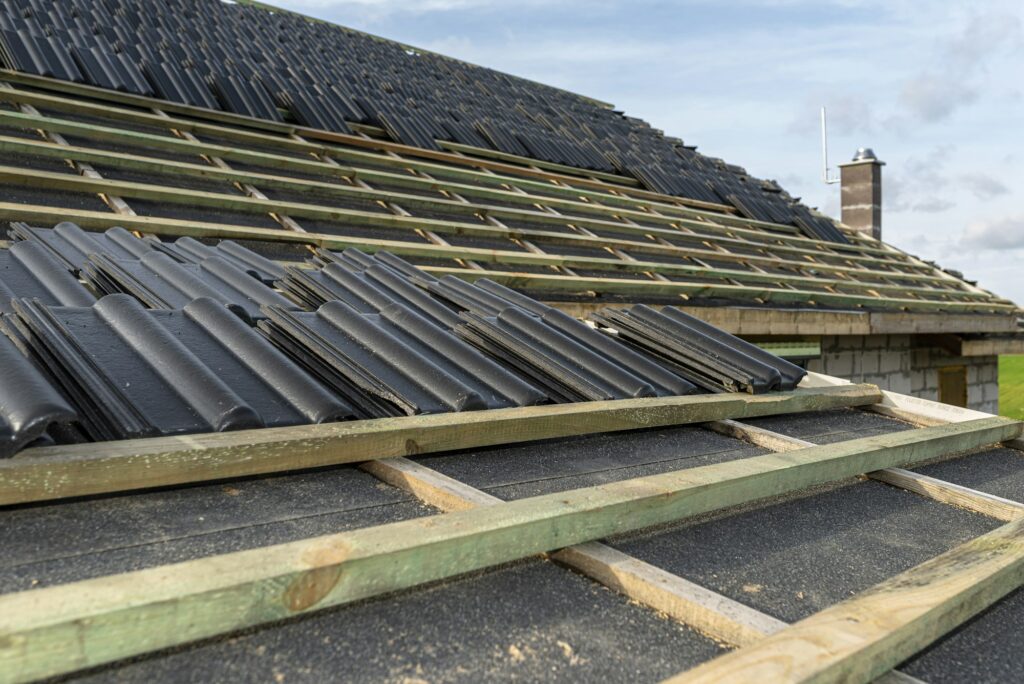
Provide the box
[897,10,1022,123]
[962,214,1024,250]
[960,172,1010,199]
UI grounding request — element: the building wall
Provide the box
[805,335,999,414]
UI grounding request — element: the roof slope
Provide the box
[1,380,1024,681]
[0,0,863,241]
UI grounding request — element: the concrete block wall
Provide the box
[805,335,999,414]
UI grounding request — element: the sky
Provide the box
[269,0,1024,303]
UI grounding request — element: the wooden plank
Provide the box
[800,371,1024,451]
[0,417,1016,683]
[0,148,917,272]
[362,450,940,684]
[706,419,1024,521]
[0,70,730,215]
[2,202,1002,313]
[0,88,740,227]
[664,516,1024,684]
[1,133,950,290]
[0,143,979,299]
[419,267,1017,313]
[362,456,787,647]
[0,105,927,268]
[3,74,969,282]
[869,468,1024,522]
[0,385,881,506]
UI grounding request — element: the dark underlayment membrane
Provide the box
[0,222,805,456]
[2,410,1022,682]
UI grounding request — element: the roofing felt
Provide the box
[3,405,1024,682]
[0,0,875,241]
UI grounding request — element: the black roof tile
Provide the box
[0,0,849,241]
[0,240,95,312]
[8,294,351,441]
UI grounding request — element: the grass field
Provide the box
[1000,355,1024,419]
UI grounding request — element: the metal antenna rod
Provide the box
[821,107,840,185]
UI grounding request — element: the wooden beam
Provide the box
[0,70,739,216]
[664,516,1024,684]
[362,456,786,646]
[2,201,1005,313]
[869,468,1024,522]
[0,87,744,226]
[0,417,1016,682]
[420,266,1016,313]
[0,144,919,272]
[707,419,1024,521]
[363,456,924,684]
[0,385,881,506]
[0,134,953,290]
[0,146,983,300]
[800,371,1024,451]
[0,100,929,270]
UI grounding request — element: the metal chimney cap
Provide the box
[852,147,878,162]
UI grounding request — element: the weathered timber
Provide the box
[707,419,1024,521]
[664,516,1024,684]
[0,416,1017,683]
[0,385,881,506]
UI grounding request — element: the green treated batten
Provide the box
[0,154,992,303]
[0,384,882,506]
[0,416,1017,683]
[0,136,964,287]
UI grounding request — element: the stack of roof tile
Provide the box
[2,295,352,444]
[0,240,95,313]
[592,305,806,393]
[284,248,697,402]
[0,222,806,457]
[82,251,297,324]
[10,222,285,284]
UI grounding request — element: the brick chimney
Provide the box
[839,148,884,240]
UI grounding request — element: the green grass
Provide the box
[999,355,1024,419]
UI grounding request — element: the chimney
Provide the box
[839,148,884,240]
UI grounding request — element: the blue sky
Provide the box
[271,0,1024,304]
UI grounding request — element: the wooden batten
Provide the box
[0,385,881,506]
[665,517,1024,684]
[0,417,1017,682]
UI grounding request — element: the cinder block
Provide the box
[980,363,999,383]
[861,335,885,349]
[911,371,927,393]
[888,335,912,349]
[912,349,932,367]
[887,373,912,395]
[879,351,902,374]
[860,352,880,375]
[972,399,999,415]
[833,336,863,351]
[825,353,854,378]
